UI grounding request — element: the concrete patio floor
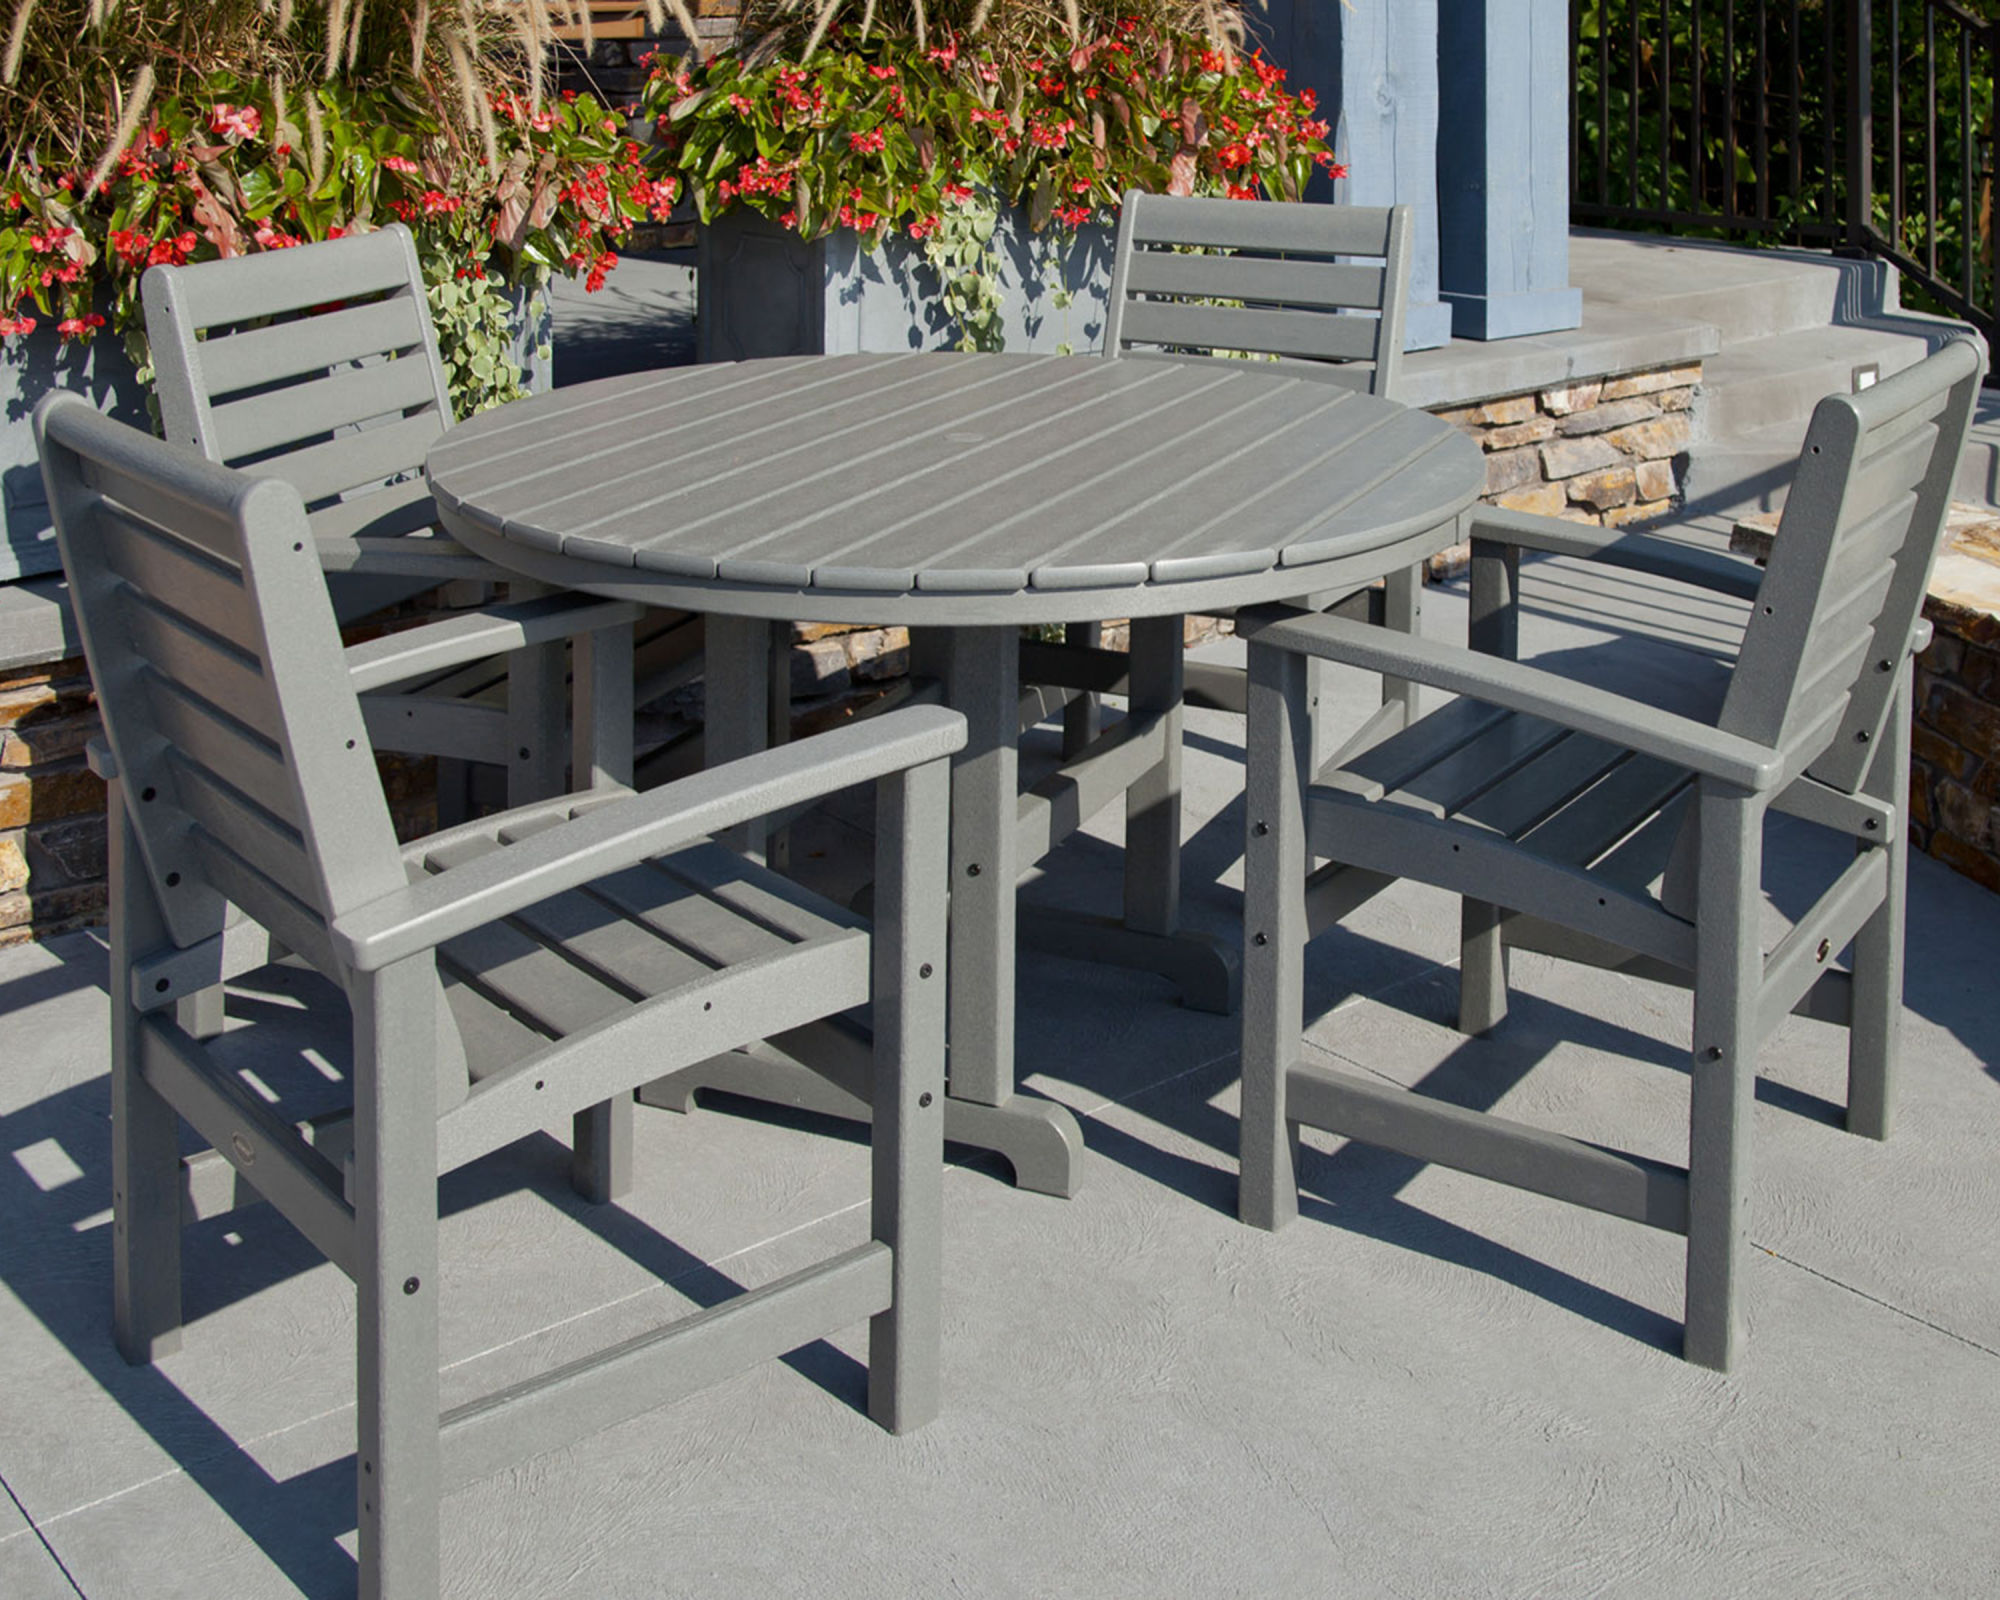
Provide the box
[2,551,1998,1598]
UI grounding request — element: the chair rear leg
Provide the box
[1683,792,1762,1372]
[1060,621,1102,760]
[353,962,443,1599]
[1846,659,1913,1141]
[569,1099,634,1204]
[1457,900,1510,1035]
[108,787,184,1364]
[866,757,950,1434]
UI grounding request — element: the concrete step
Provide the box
[1680,418,1807,514]
[1571,231,1889,344]
[1696,322,1936,442]
[1683,347,2000,516]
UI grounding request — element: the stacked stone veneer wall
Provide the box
[0,644,437,949]
[1431,363,1699,550]
[1908,523,2000,892]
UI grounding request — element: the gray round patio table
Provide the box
[427,351,1485,1197]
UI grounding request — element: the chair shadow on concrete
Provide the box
[0,950,875,1597]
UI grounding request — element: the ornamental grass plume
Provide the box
[0,0,664,180]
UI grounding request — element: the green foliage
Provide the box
[920,192,1005,350]
[424,253,533,417]
[643,19,1341,246]
[1572,1,1994,323]
[0,75,675,414]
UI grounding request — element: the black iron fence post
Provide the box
[1848,0,1875,247]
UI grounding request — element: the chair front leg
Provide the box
[1458,537,1522,1034]
[1240,641,1313,1232]
[108,782,186,1365]
[1684,785,1764,1372]
[352,958,444,1599]
[867,755,951,1433]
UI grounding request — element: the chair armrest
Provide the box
[332,704,968,971]
[1466,506,1766,602]
[1240,606,1782,791]
[345,594,646,693]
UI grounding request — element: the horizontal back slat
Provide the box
[82,457,245,564]
[115,588,282,743]
[164,231,415,330]
[197,295,432,396]
[1827,489,1918,595]
[1119,300,1382,364]
[1838,422,1937,534]
[172,760,322,910]
[194,834,342,978]
[1788,629,1874,734]
[249,414,442,505]
[1125,193,1396,255]
[98,503,259,653]
[142,670,300,823]
[208,354,441,464]
[1120,250,1388,310]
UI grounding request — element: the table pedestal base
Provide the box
[640,1032,1087,1198]
[1016,906,1240,1015]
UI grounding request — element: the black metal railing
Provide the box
[1572,0,2000,345]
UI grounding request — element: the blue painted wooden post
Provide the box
[1435,0,1583,339]
[1256,0,1453,352]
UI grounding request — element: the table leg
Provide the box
[1015,614,1240,1015]
[638,618,1085,1198]
[704,612,771,861]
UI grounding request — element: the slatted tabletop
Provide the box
[426,354,1484,625]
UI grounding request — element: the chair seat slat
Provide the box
[1378,712,1574,820]
[212,355,441,464]
[197,295,431,397]
[1451,729,1633,841]
[1326,696,1511,801]
[588,853,809,969]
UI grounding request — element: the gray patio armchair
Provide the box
[142,221,704,807]
[36,393,962,1597]
[1022,193,1418,767]
[1234,337,1982,1370]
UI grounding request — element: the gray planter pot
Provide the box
[1,320,150,581]
[697,207,1114,361]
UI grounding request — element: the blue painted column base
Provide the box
[1441,285,1585,342]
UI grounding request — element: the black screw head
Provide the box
[918,1092,933,1108]
[966,863,981,877]
[140,786,157,802]
[402,1276,420,1295]
[919,962,933,979]
[1253,932,1268,946]
[164,872,180,887]
[1253,821,1269,837]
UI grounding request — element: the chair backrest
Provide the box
[141,223,453,510]
[1101,193,1412,398]
[1720,337,1983,793]
[34,393,411,981]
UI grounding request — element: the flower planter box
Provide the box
[0,322,150,581]
[696,206,1115,361]
[0,283,551,586]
